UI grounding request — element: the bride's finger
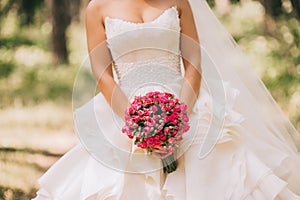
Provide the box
[151,147,167,154]
[150,149,174,159]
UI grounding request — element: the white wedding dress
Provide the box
[33,6,300,200]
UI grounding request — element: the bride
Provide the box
[33,0,300,199]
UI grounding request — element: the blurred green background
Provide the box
[0,0,299,199]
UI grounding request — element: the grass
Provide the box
[0,103,78,199]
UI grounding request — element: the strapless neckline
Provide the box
[104,5,178,26]
[103,4,182,88]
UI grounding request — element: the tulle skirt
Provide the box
[33,84,300,200]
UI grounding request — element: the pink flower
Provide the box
[143,127,151,134]
[180,104,187,112]
[147,92,155,98]
[125,115,131,121]
[164,116,170,123]
[183,115,189,122]
[176,135,183,142]
[174,106,180,112]
[161,97,169,104]
[164,105,171,111]
[136,133,141,140]
[122,126,130,133]
[157,125,163,131]
[168,137,176,144]
[150,105,158,112]
[153,115,160,121]
[138,110,144,117]
[183,123,190,132]
[147,118,157,127]
[130,123,138,128]
[167,146,175,153]
[179,129,185,135]
[135,102,142,110]
[131,115,140,123]
[143,109,150,116]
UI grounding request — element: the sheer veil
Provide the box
[72,0,300,185]
[189,0,300,151]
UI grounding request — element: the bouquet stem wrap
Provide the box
[162,150,178,173]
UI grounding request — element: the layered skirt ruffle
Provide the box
[33,83,300,200]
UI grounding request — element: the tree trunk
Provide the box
[259,0,283,17]
[70,0,81,22]
[291,0,300,19]
[51,0,71,64]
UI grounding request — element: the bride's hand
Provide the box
[150,145,178,159]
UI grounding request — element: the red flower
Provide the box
[171,131,178,137]
[131,115,139,123]
[159,133,167,141]
[137,142,147,149]
[145,137,155,146]
[164,127,171,133]
[127,132,133,139]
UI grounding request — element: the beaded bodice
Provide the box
[104,6,183,99]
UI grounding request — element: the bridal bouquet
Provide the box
[122,91,190,173]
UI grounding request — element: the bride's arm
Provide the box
[85,1,130,120]
[178,0,202,115]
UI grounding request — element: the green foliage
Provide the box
[0,61,15,78]
[17,0,44,26]
[220,1,300,130]
[0,186,36,200]
[262,17,300,100]
[0,36,34,49]
[0,12,83,107]
[0,0,45,27]
[231,0,240,4]
[1,65,77,107]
